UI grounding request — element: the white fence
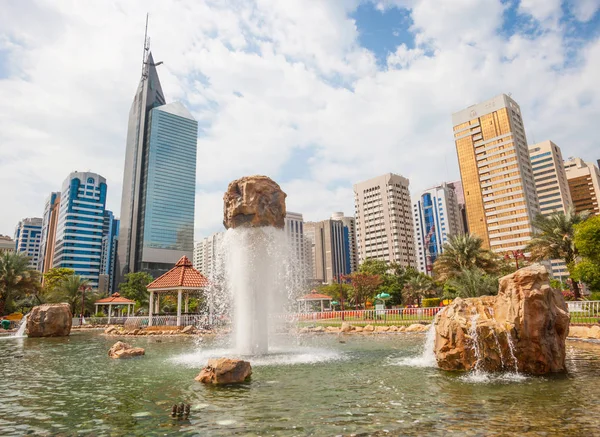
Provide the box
[73,314,210,328]
[567,301,600,322]
[289,308,442,326]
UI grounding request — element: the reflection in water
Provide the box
[1,332,600,436]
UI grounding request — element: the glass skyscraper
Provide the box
[53,172,108,288]
[117,50,198,281]
[100,211,120,293]
[14,217,43,269]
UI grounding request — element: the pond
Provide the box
[1,332,599,436]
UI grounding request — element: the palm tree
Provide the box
[446,268,498,299]
[433,234,500,282]
[46,275,97,315]
[0,252,41,315]
[402,274,437,306]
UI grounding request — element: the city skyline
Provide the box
[1,1,599,239]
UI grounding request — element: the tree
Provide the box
[402,273,437,305]
[433,234,500,282]
[119,272,154,307]
[358,259,389,276]
[0,252,42,315]
[571,216,600,293]
[45,275,98,315]
[526,209,589,266]
[43,267,75,294]
[346,272,383,309]
[317,283,352,306]
[445,268,498,299]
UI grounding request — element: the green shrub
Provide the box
[94,312,105,317]
[589,292,600,301]
[422,298,441,308]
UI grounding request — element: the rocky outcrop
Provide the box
[434,264,569,375]
[223,176,287,229]
[27,304,72,337]
[108,341,145,359]
[568,325,600,339]
[195,358,252,384]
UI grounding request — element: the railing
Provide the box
[290,308,442,326]
[567,301,600,323]
[73,315,210,328]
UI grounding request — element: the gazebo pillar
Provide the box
[95,304,98,315]
[127,304,131,317]
[321,300,324,312]
[177,289,183,327]
[184,293,189,313]
[149,291,154,327]
[108,304,112,324]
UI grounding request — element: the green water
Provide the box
[1,332,600,436]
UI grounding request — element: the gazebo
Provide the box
[297,290,333,313]
[146,256,210,326]
[94,292,136,323]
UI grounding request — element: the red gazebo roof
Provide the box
[147,256,210,290]
[298,289,333,301]
[95,292,135,304]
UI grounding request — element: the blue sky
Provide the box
[0,0,599,239]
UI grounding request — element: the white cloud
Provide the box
[568,0,600,22]
[518,0,563,25]
[0,0,598,244]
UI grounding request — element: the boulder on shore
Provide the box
[108,341,145,359]
[195,358,252,384]
[434,264,569,375]
[27,303,72,337]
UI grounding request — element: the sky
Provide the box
[1,0,599,240]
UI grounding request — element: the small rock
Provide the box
[341,322,353,332]
[182,325,195,334]
[108,341,145,359]
[104,326,116,334]
[312,326,325,333]
[389,326,398,332]
[363,324,375,332]
[354,326,364,332]
[299,327,310,334]
[195,358,252,384]
[375,326,390,332]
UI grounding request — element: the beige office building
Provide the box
[353,173,416,267]
[452,94,539,253]
[331,212,359,273]
[529,141,573,279]
[304,219,347,284]
[564,157,600,216]
[0,235,15,253]
[193,231,224,278]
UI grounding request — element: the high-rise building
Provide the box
[564,157,600,216]
[447,180,468,234]
[193,232,224,278]
[53,171,107,288]
[117,46,198,281]
[304,219,348,284]
[331,212,358,274]
[0,235,15,253]
[528,141,573,279]
[14,217,43,268]
[38,192,60,275]
[353,173,416,267]
[100,211,120,293]
[452,94,539,254]
[285,212,312,291]
[413,182,463,275]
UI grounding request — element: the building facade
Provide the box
[14,217,43,269]
[100,211,120,293]
[285,212,312,291]
[193,232,224,278]
[304,219,348,284]
[353,173,416,267]
[0,235,15,253]
[413,182,463,275]
[447,180,468,234]
[452,94,540,254]
[117,48,198,282]
[53,172,108,288]
[564,157,600,216]
[528,141,573,279]
[38,192,60,275]
[331,212,358,274]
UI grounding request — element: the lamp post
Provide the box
[504,250,526,271]
[80,285,91,326]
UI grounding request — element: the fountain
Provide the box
[221,175,288,355]
[14,314,28,338]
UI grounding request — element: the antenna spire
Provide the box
[141,13,150,78]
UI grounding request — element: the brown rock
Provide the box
[108,341,145,359]
[354,326,363,332]
[406,323,428,333]
[569,325,600,339]
[397,325,406,332]
[299,327,310,334]
[312,326,325,333]
[182,325,195,334]
[27,304,72,337]
[434,264,569,375]
[195,358,252,384]
[104,326,116,334]
[375,326,390,332]
[223,175,287,229]
[389,325,399,332]
[341,322,353,332]
[363,324,375,332]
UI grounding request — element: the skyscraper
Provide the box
[304,219,348,284]
[353,173,416,267]
[100,211,120,293]
[331,212,358,274]
[193,232,224,278]
[117,45,198,281]
[413,182,463,275]
[447,180,468,234]
[528,141,573,279]
[564,157,600,216]
[14,217,43,269]
[53,171,107,288]
[285,212,312,291]
[452,94,539,254]
[38,192,60,275]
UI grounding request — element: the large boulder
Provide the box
[108,341,145,359]
[27,303,72,337]
[223,175,287,229]
[195,358,252,384]
[434,264,569,375]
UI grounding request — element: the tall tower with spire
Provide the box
[117,21,198,283]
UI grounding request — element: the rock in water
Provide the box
[195,358,252,384]
[27,303,72,337]
[108,341,145,359]
[434,264,569,375]
[223,175,287,229]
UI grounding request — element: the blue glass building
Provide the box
[14,217,43,269]
[100,211,120,293]
[53,172,107,288]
